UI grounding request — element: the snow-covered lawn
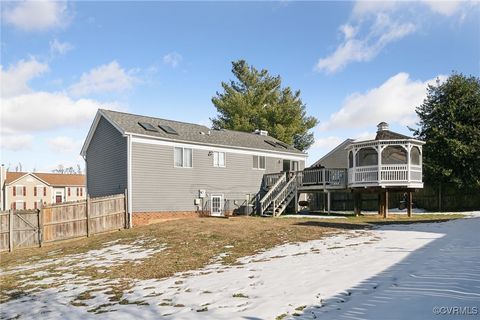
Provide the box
[1,214,479,319]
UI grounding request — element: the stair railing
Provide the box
[271,173,298,216]
[259,173,286,215]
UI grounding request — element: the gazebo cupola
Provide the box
[346,122,425,189]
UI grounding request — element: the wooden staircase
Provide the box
[258,173,298,217]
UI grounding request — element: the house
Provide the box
[0,166,86,211]
[311,139,354,169]
[81,109,307,225]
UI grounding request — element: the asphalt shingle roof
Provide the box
[375,130,413,140]
[5,172,85,186]
[101,109,305,155]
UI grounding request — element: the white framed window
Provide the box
[253,155,266,170]
[291,161,299,171]
[174,147,193,168]
[213,151,226,167]
[14,185,25,196]
[14,200,25,210]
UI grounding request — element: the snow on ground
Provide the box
[1,215,479,319]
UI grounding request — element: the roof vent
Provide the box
[254,129,268,136]
[377,122,389,132]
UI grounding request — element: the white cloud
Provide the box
[0,57,49,98]
[69,61,137,96]
[319,72,446,131]
[311,136,344,150]
[2,1,70,31]
[49,38,73,56]
[1,58,123,139]
[1,91,106,134]
[315,14,415,73]
[316,0,477,74]
[0,134,33,151]
[163,52,183,68]
[47,136,82,154]
[422,1,462,16]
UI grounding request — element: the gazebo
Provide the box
[345,122,425,217]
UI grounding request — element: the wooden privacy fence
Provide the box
[0,192,128,252]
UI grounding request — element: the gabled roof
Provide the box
[82,109,306,156]
[5,172,85,186]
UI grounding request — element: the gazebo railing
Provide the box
[348,163,423,186]
[381,164,408,181]
[353,165,378,183]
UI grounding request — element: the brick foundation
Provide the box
[132,210,234,226]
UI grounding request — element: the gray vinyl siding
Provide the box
[86,117,127,197]
[312,139,352,169]
[131,142,304,212]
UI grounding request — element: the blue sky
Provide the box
[1,1,479,172]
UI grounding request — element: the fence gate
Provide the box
[0,210,40,252]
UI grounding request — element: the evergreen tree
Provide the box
[412,73,480,188]
[211,60,318,151]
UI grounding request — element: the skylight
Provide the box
[265,140,277,147]
[138,122,158,132]
[276,141,289,149]
[159,124,178,135]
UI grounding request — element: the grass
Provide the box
[0,214,463,304]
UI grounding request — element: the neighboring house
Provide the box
[311,139,354,169]
[0,167,86,211]
[81,109,307,225]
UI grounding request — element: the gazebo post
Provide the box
[407,190,413,217]
[377,192,382,215]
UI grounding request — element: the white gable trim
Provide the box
[80,110,125,157]
[131,136,307,161]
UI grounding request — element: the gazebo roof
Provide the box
[375,130,412,140]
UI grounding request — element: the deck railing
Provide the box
[295,168,347,189]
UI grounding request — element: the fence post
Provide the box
[8,209,13,252]
[124,189,129,229]
[38,201,43,247]
[86,195,91,237]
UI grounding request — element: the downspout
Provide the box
[127,134,133,228]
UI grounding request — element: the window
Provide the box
[253,155,266,170]
[14,201,25,210]
[68,187,71,196]
[14,186,25,196]
[43,187,47,196]
[80,187,83,197]
[34,186,37,197]
[213,152,226,167]
[291,161,299,171]
[76,187,79,196]
[348,151,354,168]
[174,147,193,168]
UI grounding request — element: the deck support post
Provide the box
[294,191,299,213]
[327,191,331,214]
[407,190,412,217]
[377,192,383,215]
[354,192,361,216]
[383,190,389,218]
